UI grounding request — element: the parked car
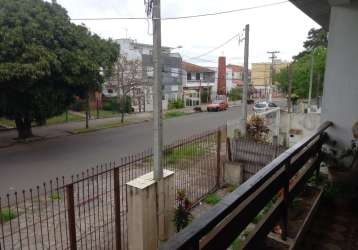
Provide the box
[253,101,277,112]
[207,99,228,112]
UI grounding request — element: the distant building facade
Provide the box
[103,38,183,111]
[182,62,215,106]
[251,60,289,88]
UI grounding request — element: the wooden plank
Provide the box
[290,187,323,250]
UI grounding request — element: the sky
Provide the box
[52,0,320,67]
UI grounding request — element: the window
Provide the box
[171,68,179,77]
[187,72,192,80]
[108,89,113,94]
[196,73,201,80]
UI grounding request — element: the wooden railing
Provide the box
[159,121,332,250]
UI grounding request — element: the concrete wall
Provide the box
[322,3,358,147]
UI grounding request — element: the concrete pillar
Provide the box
[322,3,358,147]
[126,169,175,250]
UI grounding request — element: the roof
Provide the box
[289,0,330,30]
[182,62,215,73]
[227,64,244,71]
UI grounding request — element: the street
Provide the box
[0,107,244,193]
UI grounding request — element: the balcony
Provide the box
[160,121,358,249]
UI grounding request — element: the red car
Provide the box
[207,99,228,112]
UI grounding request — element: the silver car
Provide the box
[253,101,277,112]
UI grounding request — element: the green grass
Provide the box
[0,117,16,127]
[0,208,17,222]
[203,193,221,205]
[164,143,205,165]
[72,121,128,134]
[225,184,238,193]
[0,112,83,128]
[252,200,274,224]
[82,109,120,119]
[47,112,83,125]
[164,111,188,119]
[49,192,62,201]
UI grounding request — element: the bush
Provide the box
[0,208,16,222]
[203,193,221,205]
[173,190,192,232]
[168,98,184,110]
[71,99,88,111]
[103,96,132,113]
[228,86,242,101]
[246,115,270,143]
[200,90,210,104]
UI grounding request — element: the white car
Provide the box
[253,101,277,112]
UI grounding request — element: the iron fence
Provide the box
[0,128,221,250]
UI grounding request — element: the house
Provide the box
[209,63,248,96]
[182,62,216,106]
[103,38,183,111]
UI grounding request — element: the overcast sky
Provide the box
[53,0,320,67]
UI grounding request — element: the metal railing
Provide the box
[159,121,332,250]
[0,128,223,250]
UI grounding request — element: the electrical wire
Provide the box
[70,1,289,21]
[186,32,242,60]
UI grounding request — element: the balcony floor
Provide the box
[299,198,358,250]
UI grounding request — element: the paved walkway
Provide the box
[0,112,152,148]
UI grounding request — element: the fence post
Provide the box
[227,137,232,161]
[281,160,290,241]
[216,129,222,188]
[114,168,122,250]
[66,184,77,250]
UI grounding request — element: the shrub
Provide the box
[228,86,242,101]
[173,190,192,232]
[168,98,185,110]
[246,115,270,143]
[49,192,62,201]
[71,99,88,111]
[0,208,16,222]
[103,96,132,113]
[203,193,221,205]
[200,90,210,104]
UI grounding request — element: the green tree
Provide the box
[274,27,327,99]
[294,28,328,60]
[0,0,118,138]
[228,86,242,101]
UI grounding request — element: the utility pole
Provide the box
[287,63,293,147]
[316,71,321,109]
[267,51,280,102]
[152,0,163,181]
[308,52,314,112]
[240,24,250,136]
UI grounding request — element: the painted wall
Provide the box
[322,3,358,147]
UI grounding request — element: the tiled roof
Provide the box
[227,64,244,71]
[182,61,215,73]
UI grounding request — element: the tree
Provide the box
[0,0,118,139]
[274,27,327,99]
[293,28,328,60]
[228,86,242,101]
[111,55,143,123]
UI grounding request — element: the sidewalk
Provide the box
[0,112,152,148]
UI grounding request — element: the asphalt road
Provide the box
[0,107,244,193]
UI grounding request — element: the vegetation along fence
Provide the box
[0,128,222,250]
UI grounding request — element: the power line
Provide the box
[70,1,289,21]
[187,32,242,60]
